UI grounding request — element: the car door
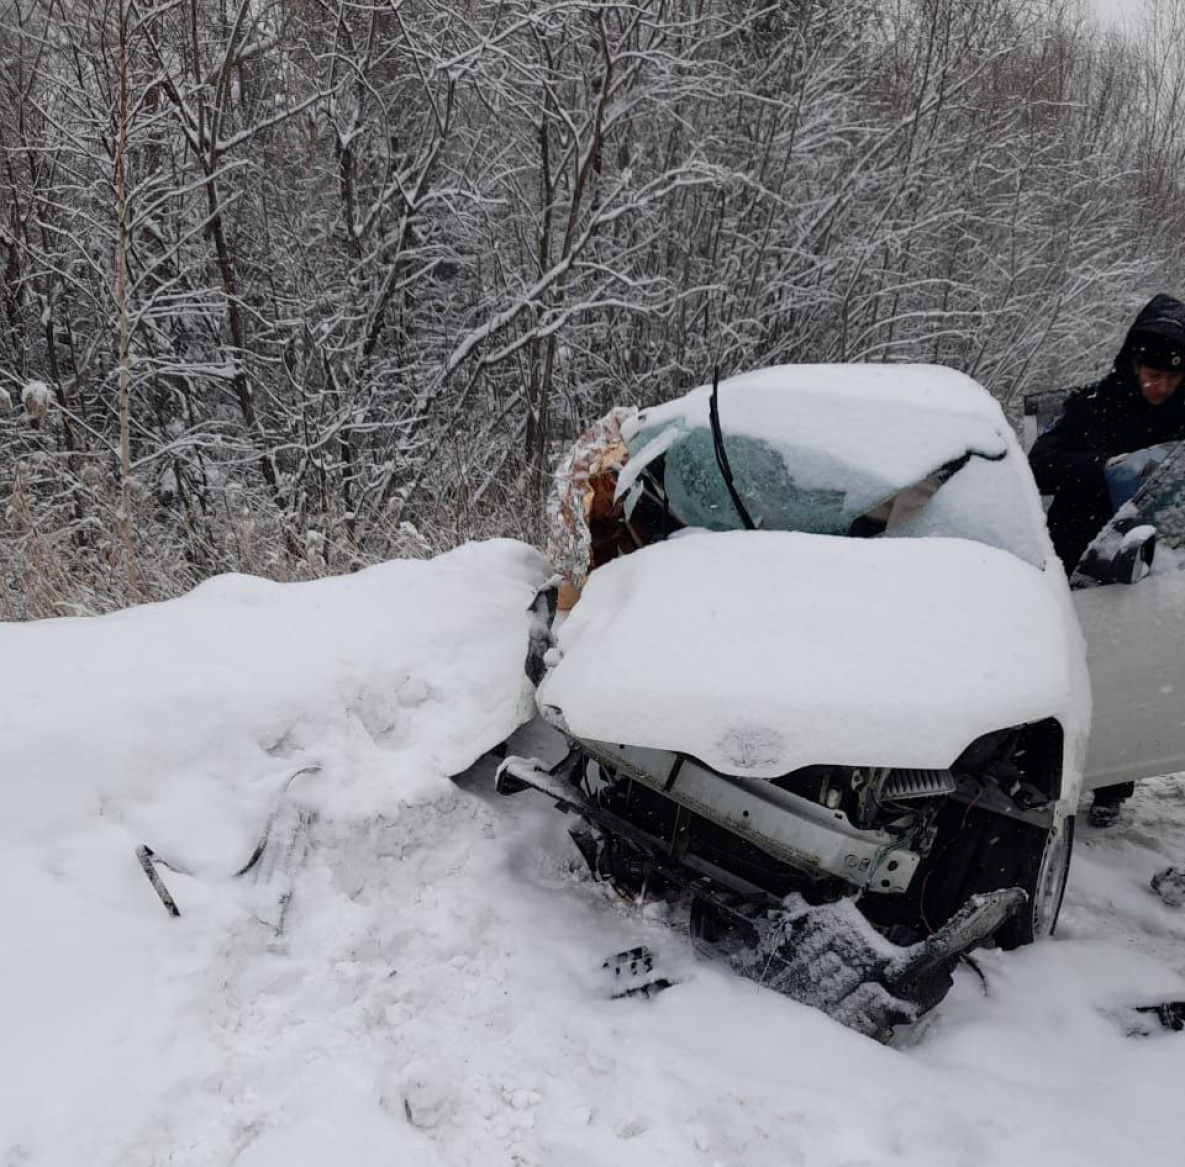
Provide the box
[1073,456,1185,789]
[1075,570,1185,788]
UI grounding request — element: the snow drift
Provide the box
[0,540,548,1166]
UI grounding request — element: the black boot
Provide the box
[1089,782,1135,828]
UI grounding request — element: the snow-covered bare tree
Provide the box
[4,0,1185,616]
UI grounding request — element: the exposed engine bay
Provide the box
[497,716,1059,1039]
[585,719,1052,885]
[504,709,1063,937]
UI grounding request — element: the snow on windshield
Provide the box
[884,442,1050,566]
[617,364,1009,536]
[540,529,1079,778]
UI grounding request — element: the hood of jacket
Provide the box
[1119,293,1185,362]
[1095,294,1185,416]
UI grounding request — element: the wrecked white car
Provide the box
[503,364,1099,1037]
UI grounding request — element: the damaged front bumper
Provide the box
[570,739,923,895]
[578,739,919,890]
[496,751,1024,1040]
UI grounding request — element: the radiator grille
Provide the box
[880,768,956,801]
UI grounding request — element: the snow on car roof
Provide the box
[619,364,1011,523]
[540,529,1075,777]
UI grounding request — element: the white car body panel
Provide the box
[1076,570,1185,788]
[542,528,1085,785]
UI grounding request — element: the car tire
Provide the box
[995,814,1074,949]
[914,805,1074,950]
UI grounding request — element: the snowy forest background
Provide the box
[2,0,1183,617]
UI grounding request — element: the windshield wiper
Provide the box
[709,366,758,531]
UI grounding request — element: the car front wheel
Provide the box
[997,814,1074,949]
[914,804,1075,950]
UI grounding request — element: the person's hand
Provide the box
[1128,444,1174,478]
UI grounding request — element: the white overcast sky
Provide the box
[1089,0,1141,26]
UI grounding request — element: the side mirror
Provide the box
[1113,525,1157,585]
[1072,522,1157,588]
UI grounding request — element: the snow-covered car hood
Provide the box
[539,530,1075,777]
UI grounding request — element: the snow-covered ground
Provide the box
[3,541,1184,1167]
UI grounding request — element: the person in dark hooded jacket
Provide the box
[1030,293,1185,827]
[1031,293,1185,571]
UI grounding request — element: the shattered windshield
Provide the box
[622,425,919,535]
[616,365,1044,565]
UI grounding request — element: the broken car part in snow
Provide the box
[1105,999,1185,1037]
[1150,865,1185,908]
[601,946,678,1000]
[136,845,182,918]
[692,888,1025,1042]
[233,765,322,877]
[544,366,1021,606]
[496,753,1026,1040]
[135,764,322,922]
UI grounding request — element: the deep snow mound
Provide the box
[0,539,548,1166]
